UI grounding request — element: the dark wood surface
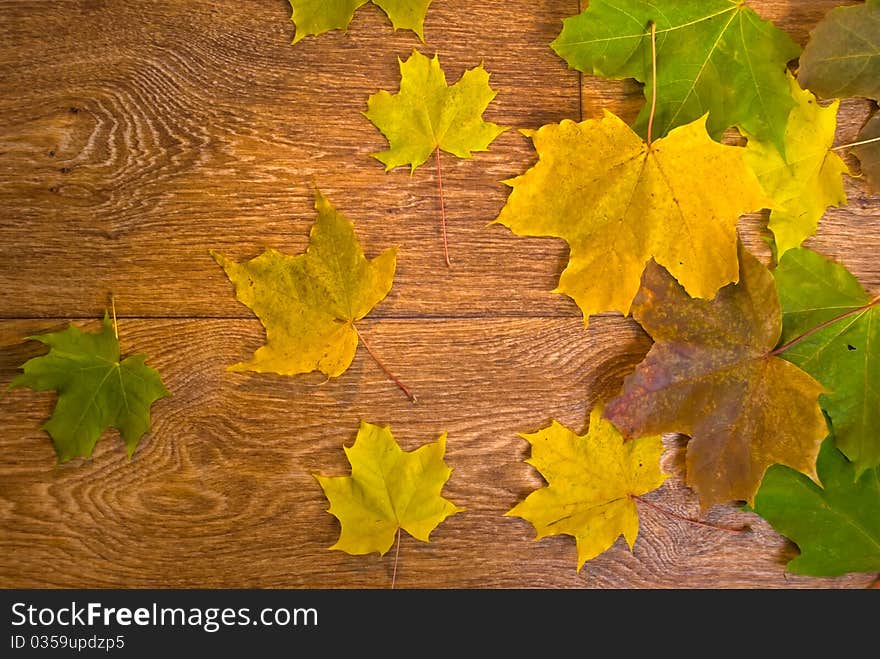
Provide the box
[0,0,876,588]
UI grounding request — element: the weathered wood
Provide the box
[0,0,877,589]
[0,0,582,319]
[0,318,873,588]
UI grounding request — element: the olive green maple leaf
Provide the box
[288,0,433,43]
[743,74,850,257]
[506,407,667,571]
[753,436,880,577]
[774,247,880,473]
[798,0,880,101]
[315,421,463,555]
[552,0,800,153]
[853,112,880,192]
[211,190,398,380]
[10,314,170,462]
[365,49,508,172]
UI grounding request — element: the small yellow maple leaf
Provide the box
[494,111,769,324]
[211,190,396,377]
[506,407,667,571]
[364,49,509,172]
[315,421,463,555]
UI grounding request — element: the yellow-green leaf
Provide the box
[315,421,463,555]
[365,49,508,172]
[211,190,396,377]
[288,0,432,43]
[494,112,768,324]
[373,0,432,39]
[743,74,850,256]
[506,407,667,571]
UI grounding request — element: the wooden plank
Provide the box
[0,0,582,319]
[2,1,877,321]
[0,318,874,588]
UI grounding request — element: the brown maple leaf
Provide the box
[604,243,827,509]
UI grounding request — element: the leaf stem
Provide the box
[832,136,880,151]
[110,295,119,340]
[391,527,401,589]
[435,146,451,267]
[354,325,417,403]
[646,21,657,148]
[632,494,748,534]
[769,295,880,357]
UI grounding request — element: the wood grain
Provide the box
[1,317,874,589]
[0,0,877,589]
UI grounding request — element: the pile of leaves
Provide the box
[8,0,880,583]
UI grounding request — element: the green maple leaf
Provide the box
[364,49,508,172]
[743,74,850,257]
[774,247,880,473]
[288,0,433,44]
[753,436,880,577]
[9,314,170,462]
[798,0,880,101]
[315,421,463,555]
[552,0,800,153]
[211,189,397,379]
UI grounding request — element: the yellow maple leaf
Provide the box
[315,421,463,555]
[743,74,850,257]
[506,407,667,571]
[211,190,396,377]
[493,111,769,324]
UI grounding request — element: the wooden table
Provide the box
[1,0,876,589]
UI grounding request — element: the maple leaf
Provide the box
[365,49,508,264]
[743,74,850,257]
[797,0,880,101]
[752,436,880,577]
[493,111,768,324]
[853,112,880,192]
[604,243,827,509]
[364,49,508,172]
[372,0,433,40]
[773,247,880,473]
[552,0,801,152]
[211,189,398,382]
[505,407,667,571]
[314,421,463,555]
[288,0,432,44]
[9,314,169,462]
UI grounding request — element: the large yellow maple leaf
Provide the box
[493,111,769,323]
[506,407,667,571]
